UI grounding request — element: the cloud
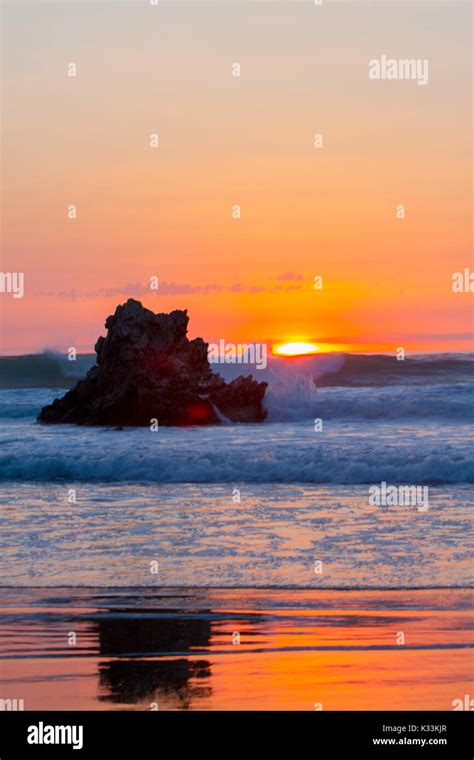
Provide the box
[43,280,268,300]
[277,272,304,281]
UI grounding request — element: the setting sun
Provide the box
[272,342,320,357]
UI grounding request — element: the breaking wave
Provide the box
[0,352,471,485]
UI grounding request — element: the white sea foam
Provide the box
[0,353,472,485]
[0,411,472,484]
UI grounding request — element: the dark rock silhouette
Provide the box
[38,299,267,426]
[97,613,212,706]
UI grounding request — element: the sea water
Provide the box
[0,354,472,588]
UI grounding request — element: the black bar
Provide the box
[0,711,472,757]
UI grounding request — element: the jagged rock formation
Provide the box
[38,299,267,426]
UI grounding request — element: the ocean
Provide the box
[0,353,472,709]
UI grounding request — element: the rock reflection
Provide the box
[96,611,212,707]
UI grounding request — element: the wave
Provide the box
[218,353,474,420]
[219,351,474,388]
[0,389,62,419]
[1,351,472,390]
[314,352,474,387]
[0,353,87,389]
[0,380,472,423]
[264,383,474,422]
[0,420,472,484]
[0,447,471,484]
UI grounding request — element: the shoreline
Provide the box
[1,587,471,710]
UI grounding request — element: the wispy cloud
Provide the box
[40,278,296,300]
[277,272,304,282]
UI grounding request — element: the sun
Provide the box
[272,342,320,357]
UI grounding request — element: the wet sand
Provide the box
[0,587,472,710]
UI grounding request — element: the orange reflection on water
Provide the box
[0,589,471,711]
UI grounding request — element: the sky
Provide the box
[1,0,472,354]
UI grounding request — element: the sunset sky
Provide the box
[1,0,472,354]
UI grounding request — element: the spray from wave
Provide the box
[217,353,474,422]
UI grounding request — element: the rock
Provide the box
[38,299,267,426]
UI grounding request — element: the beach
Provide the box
[0,587,471,711]
[0,356,472,710]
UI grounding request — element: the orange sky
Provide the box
[1,0,472,354]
